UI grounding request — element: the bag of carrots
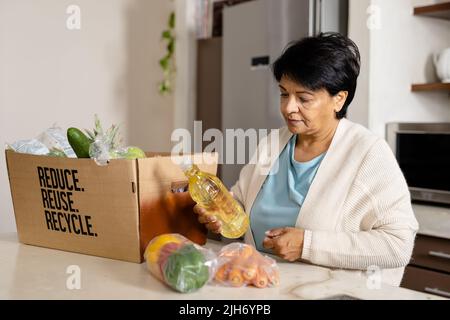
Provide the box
[213,243,280,288]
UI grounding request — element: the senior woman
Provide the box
[194,32,418,286]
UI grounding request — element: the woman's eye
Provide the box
[280,93,289,98]
[299,97,310,104]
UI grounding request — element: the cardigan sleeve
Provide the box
[301,139,419,270]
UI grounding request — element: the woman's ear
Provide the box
[334,91,348,113]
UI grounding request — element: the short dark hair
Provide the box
[272,32,361,119]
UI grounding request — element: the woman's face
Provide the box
[279,76,346,136]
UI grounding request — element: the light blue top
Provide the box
[250,134,326,253]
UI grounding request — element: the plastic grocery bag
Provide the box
[86,115,145,165]
[36,126,76,158]
[6,126,76,158]
[213,243,280,288]
[6,139,49,155]
[87,119,121,166]
[144,233,217,293]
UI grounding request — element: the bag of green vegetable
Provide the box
[144,233,217,293]
[67,114,146,164]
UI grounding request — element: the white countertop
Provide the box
[0,233,444,300]
[413,204,450,240]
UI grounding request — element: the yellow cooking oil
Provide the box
[180,160,249,239]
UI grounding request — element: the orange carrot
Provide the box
[228,266,245,287]
[240,244,255,259]
[242,258,258,282]
[252,267,269,288]
[215,263,231,284]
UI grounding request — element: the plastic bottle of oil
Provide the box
[179,158,249,239]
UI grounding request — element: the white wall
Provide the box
[348,0,450,137]
[0,0,174,233]
[348,0,371,128]
[174,0,197,133]
[369,0,450,137]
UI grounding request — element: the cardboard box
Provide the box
[5,150,218,263]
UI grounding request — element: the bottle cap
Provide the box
[179,157,193,172]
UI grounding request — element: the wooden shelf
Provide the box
[414,2,450,20]
[411,82,450,92]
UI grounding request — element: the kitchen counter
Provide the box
[413,204,450,240]
[0,233,444,300]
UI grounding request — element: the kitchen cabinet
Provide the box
[401,234,450,298]
[402,266,450,298]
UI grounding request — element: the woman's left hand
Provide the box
[263,227,305,262]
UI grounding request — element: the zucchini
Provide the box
[67,127,92,158]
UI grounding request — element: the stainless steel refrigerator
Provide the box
[221,0,348,188]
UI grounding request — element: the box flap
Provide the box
[137,152,218,255]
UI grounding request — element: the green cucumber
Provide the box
[67,127,93,158]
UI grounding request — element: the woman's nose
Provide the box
[284,95,299,114]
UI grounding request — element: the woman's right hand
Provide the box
[193,204,222,234]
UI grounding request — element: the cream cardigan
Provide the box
[230,118,419,286]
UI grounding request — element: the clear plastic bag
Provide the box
[213,243,280,288]
[89,140,147,166]
[86,116,146,165]
[88,136,112,166]
[6,126,76,158]
[36,125,76,158]
[87,120,121,166]
[6,139,49,155]
[144,233,217,293]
